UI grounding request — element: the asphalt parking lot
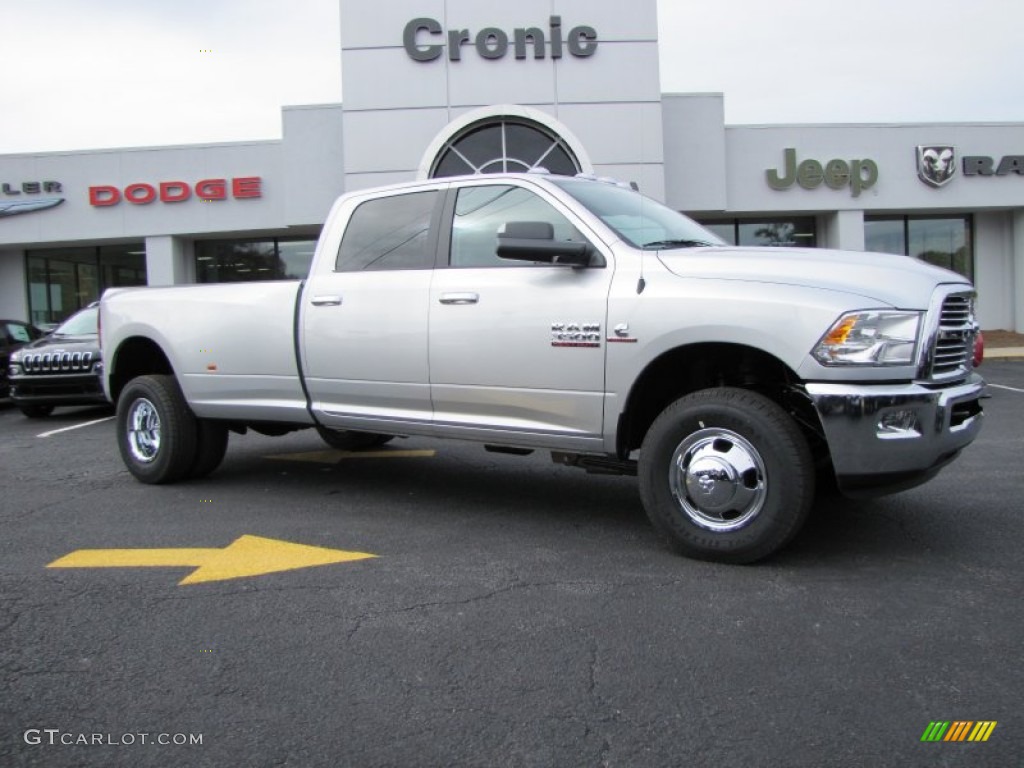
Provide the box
[2,362,1022,767]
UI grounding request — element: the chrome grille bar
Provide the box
[939,295,972,326]
[19,351,96,374]
[919,289,977,381]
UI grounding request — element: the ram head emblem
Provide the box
[916,145,957,188]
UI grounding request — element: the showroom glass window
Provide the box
[25,243,146,327]
[696,218,817,247]
[864,215,973,280]
[432,118,580,178]
[450,185,587,268]
[195,237,318,283]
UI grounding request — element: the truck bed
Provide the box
[102,281,311,424]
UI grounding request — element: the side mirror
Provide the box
[496,221,599,267]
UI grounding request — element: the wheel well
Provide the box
[108,337,174,403]
[618,342,826,460]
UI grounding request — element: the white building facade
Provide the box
[2,0,1022,332]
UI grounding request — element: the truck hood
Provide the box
[655,246,970,308]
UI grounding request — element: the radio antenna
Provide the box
[636,180,646,294]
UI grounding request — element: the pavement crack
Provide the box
[0,613,20,635]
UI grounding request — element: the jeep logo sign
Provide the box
[766,148,878,197]
[403,16,598,62]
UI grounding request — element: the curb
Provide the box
[985,348,1024,360]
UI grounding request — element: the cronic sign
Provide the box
[403,16,598,62]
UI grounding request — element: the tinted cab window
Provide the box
[450,185,588,268]
[336,191,439,272]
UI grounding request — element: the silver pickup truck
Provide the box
[100,173,985,563]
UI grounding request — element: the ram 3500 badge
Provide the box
[100,173,985,563]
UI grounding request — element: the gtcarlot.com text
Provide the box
[23,729,203,747]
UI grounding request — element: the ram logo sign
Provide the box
[916,145,957,188]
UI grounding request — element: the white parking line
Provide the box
[988,383,1024,394]
[37,416,115,438]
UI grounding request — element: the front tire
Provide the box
[116,375,198,484]
[638,387,814,564]
[19,404,54,418]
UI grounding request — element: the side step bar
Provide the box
[551,452,638,476]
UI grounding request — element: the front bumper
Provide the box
[9,371,108,407]
[805,374,985,496]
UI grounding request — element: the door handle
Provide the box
[439,292,479,305]
[310,295,342,306]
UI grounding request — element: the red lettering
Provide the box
[89,185,120,206]
[231,176,261,199]
[88,176,260,206]
[159,181,191,203]
[124,183,157,204]
[195,179,227,200]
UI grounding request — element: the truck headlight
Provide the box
[812,310,921,366]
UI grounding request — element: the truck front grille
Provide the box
[924,291,976,380]
[22,351,94,374]
[939,294,972,326]
[931,335,970,375]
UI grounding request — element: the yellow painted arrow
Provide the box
[47,535,377,585]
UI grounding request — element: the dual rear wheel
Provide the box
[116,375,393,484]
[116,375,227,484]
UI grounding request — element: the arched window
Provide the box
[430,118,580,178]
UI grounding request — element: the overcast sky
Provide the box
[2,0,1021,154]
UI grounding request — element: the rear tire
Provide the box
[638,387,814,564]
[19,404,54,418]
[116,375,198,484]
[187,420,229,479]
[316,426,394,451]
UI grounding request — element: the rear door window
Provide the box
[336,191,440,272]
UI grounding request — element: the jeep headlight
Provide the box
[813,310,921,366]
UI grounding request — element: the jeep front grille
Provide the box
[22,351,94,374]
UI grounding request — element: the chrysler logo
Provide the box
[0,197,64,219]
[916,145,957,188]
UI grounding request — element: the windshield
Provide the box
[53,306,98,336]
[550,178,725,249]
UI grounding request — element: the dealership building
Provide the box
[2,0,1023,332]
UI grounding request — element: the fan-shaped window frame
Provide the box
[430,118,578,178]
[418,105,593,181]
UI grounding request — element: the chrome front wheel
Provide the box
[639,387,814,563]
[669,428,768,532]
